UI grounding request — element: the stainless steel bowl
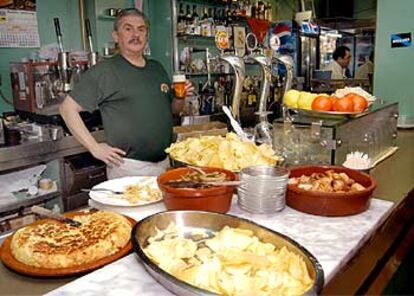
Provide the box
[132,211,324,295]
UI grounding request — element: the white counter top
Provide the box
[47,197,393,296]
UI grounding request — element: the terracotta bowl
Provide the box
[287,165,376,216]
[157,167,237,213]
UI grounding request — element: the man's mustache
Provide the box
[128,38,141,44]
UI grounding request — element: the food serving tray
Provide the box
[132,210,324,296]
[0,211,135,277]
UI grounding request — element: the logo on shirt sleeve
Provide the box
[160,83,169,93]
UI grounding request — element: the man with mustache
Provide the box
[60,9,194,178]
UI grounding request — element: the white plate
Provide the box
[89,176,162,207]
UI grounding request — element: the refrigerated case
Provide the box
[269,20,320,90]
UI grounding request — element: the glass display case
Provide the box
[273,101,398,166]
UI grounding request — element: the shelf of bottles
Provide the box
[177,0,273,39]
[175,1,274,119]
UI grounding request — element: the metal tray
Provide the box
[289,107,369,119]
[131,211,324,296]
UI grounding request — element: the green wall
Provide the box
[374,0,414,127]
[85,0,132,55]
[145,0,173,75]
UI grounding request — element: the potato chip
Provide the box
[166,133,282,171]
[143,223,313,296]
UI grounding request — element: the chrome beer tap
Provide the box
[53,18,72,94]
[85,19,98,67]
[219,54,245,122]
[273,54,294,121]
[246,53,274,145]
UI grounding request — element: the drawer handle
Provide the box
[89,172,105,180]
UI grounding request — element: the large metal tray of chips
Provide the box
[132,211,324,295]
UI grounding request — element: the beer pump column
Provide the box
[53,18,72,94]
[215,31,245,123]
[245,33,272,118]
[245,33,274,145]
[273,54,294,121]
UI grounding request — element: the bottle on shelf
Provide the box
[257,1,265,20]
[265,2,272,21]
[185,4,193,34]
[201,6,212,37]
[177,3,186,34]
[192,5,201,35]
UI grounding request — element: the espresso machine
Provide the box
[10,18,96,117]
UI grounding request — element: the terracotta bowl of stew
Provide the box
[287,165,376,216]
[157,167,237,213]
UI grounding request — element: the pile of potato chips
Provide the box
[166,133,282,172]
[144,223,313,296]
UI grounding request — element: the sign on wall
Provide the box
[390,32,412,48]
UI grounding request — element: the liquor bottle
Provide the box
[185,5,193,34]
[257,1,265,20]
[251,1,257,19]
[213,7,218,24]
[177,3,186,34]
[192,5,200,35]
[265,2,272,21]
[201,6,212,37]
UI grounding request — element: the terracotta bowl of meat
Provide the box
[287,165,376,216]
[157,167,237,213]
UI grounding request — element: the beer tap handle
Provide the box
[85,19,94,52]
[54,18,64,52]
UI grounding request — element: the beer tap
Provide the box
[54,18,64,53]
[53,18,72,93]
[85,19,98,67]
[272,54,294,122]
[219,53,245,123]
[248,53,274,145]
[244,33,273,145]
[248,54,272,116]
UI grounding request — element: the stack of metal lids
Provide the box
[238,166,289,214]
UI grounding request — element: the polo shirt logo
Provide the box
[160,83,169,93]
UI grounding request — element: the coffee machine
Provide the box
[10,18,95,116]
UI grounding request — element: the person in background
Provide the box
[59,9,194,179]
[355,51,374,80]
[324,45,352,80]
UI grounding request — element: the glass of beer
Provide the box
[172,73,186,99]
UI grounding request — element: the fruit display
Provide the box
[284,89,369,113]
[283,90,321,110]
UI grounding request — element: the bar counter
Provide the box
[0,130,413,295]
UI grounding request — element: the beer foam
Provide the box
[173,74,186,83]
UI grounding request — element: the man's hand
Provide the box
[184,80,195,98]
[90,143,126,167]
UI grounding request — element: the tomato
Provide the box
[311,96,333,111]
[345,93,368,112]
[333,96,354,112]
